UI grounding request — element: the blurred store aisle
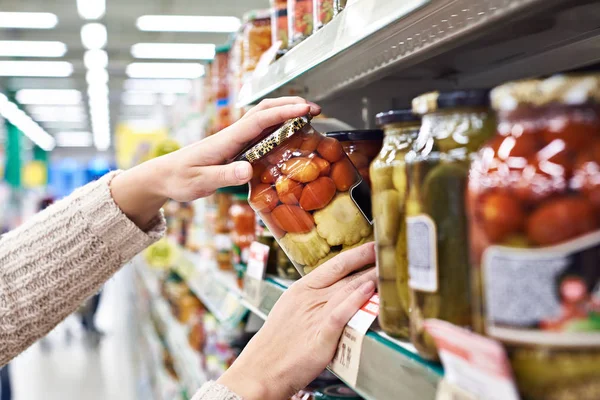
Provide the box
[11,267,137,400]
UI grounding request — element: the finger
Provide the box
[212,103,311,161]
[319,280,376,345]
[197,161,253,192]
[244,97,320,119]
[323,267,376,314]
[305,242,375,289]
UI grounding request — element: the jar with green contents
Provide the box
[407,90,495,360]
[370,110,421,339]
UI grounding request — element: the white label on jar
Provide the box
[215,234,232,252]
[407,215,438,292]
[483,230,600,346]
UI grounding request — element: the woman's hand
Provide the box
[216,243,377,400]
[111,97,320,229]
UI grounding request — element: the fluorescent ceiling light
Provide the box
[28,105,86,116]
[122,92,157,106]
[0,12,58,29]
[84,49,108,70]
[0,93,56,151]
[0,61,73,77]
[126,63,204,79]
[81,23,107,50]
[123,79,192,93]
[77,0,106,20]
[55,131,93,147]
[131,43,215,60]
[162,93,178,106]
[16,89,82,105]
[86,69,109,86]
[136,15,241,33]
[0,41,67,58]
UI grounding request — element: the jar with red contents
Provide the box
[242,10,272,82]
[313,0,346,32]
[468,74,600,400]
[288,0,314,48]
[325,130,383,187]
[229,192,256,288]
[211,44,230,101]
[270,0,288,56]
[236,115,373,276]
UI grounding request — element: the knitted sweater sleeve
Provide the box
[0,171,165,365]
[192,382,242,400]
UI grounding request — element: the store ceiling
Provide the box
[0,0,268,150]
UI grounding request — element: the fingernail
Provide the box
[235,163,251,181]
[360,280,375,295]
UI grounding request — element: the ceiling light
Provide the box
[0,93,56,151]
[136,15,241,33]
[16,89,82,105]
[162,93,178,106]
[84,49,108,70]
[121,92,157,106]
[0,41,67,58]
[126,63,205,79]
[0,61,73,77]
[131,43,215,60]
[123,79,192,93]
[28,105,86,117]
[86,69,109,86]
[77,0,106,20]
[0,12,58,29]
[81,23,107,50]
[55,131,93,147]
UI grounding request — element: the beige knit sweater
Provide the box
[0,172,240,400]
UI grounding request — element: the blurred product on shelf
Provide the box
[229,191,256,287]
[177,202,195,249]
[161,272,204,324]
[288,0,314,48]
[214,190,234,271]
[229,31,246,121]
[469,73,600,400]
[370,110,421,339]
[239,115,373,276]
[313,0,346,32]
[212,45,231,101]
[242,10,272,83]
[326,129,384,187]
[270,0,289,57]
[407,89,495,360]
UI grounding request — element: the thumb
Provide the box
[200,161,253,192]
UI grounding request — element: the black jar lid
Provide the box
[325,129,383,142]
[413,89,491,114]
[375,109,420,126]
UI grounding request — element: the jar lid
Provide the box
[234,115,312,163]
[325,129,384,142]
[216,185,248,195]
[317,385,361,400]
[375,109,420,126]
[412,89,490,114]
[491,74,600,111]
[243,9,271,23]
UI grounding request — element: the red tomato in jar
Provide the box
[478,192,526,243]
[543,116,597,152]
[526,196,598,246]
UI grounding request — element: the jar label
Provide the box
[483,230,600,346]
[215,234,232,253]
[407,215,438,292]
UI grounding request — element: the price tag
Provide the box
[424,319,520,400]
[246,242,270,280]
[329,294,379,385]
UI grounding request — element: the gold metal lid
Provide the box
[235,115,311,163]
[491,74,600,111]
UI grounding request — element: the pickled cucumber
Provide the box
[370,163,393,191]
[378,280,409,338]
[377,246,397,281]
[372,190,401,247]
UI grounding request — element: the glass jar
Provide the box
[212,44,230,101]
[229,192,256,288]
[214,191,233,271]
[370,110,421,339]
[242,10,272,82]
[237,115,373,276]
[288,0,314,48]
[469,75,600,400]
[270,0,289,56]
[407,90,495,360]
[326,130,384,187]
[256,218,279,276]
[313,0,345,32]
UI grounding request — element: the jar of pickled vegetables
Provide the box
[214,190,233,271]
[270,0,288,56]
[407,90,495,360]
[370,110,421,338]
[237,115,374,276]
[212,45,230,101]
[468,75,600,400]
[229,192,256,288]
[326,130,383,187]
[288,0,314,48]
[242,10,272,81]
[313,0,346,32]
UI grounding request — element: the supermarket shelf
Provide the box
[245,277,443,400]
[238,0,600,106]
